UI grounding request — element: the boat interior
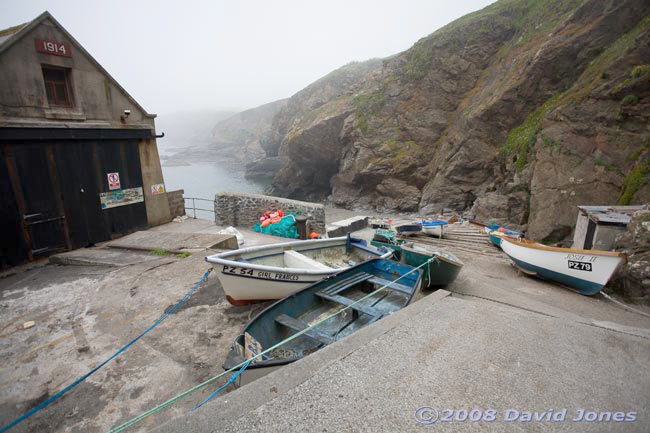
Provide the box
[237,260,419,365]
[402,242,463,266]
[233,240,389,271]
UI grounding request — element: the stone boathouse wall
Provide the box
[214,192,326,234]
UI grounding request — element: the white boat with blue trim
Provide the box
[499,237,625,295]
[205,236,393,305]
[421,220,448,238]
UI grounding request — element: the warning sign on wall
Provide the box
[108,172,121,190]
[151,183,165,195]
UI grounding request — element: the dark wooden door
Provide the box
[53,140,147,248]
[5,144,67,257]
[0,146,29,267]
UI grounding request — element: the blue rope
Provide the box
[0,269,211,433]
[191,359,251,411]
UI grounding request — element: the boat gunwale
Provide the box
[400,243,464,267]
[421,220,448,227]
[205,236,394,275]
[501,237,626,258]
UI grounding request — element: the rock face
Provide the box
[613,208,650,302]
[244,156,287,181]
[256,0,650,242]
[211,99,288,164]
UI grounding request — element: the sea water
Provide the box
[162,159,269,220]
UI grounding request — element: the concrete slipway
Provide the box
[153,222,650,433]
[2,217,650,433]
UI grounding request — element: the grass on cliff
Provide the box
[400,0,582,83]
[619,159,650,205]
[502,94,560,172]
[353,90,385,135]
[502,16,650,173]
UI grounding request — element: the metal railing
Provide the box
[183,197,214,219]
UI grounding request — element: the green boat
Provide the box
[370,230,463,288]
[401,242,463,287]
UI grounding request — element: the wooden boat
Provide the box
[421,220,447,238]
[395,223,421,236]
[223,258,422,385]
[205,236,393,305]
[488,229,522,247]
[499,237,625,295]
[400,242,463,287]
[370,230,463,288]
[370,230,404,259]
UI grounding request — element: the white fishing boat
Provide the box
[499,237,625,295]
[421,220,447,238]
[205,236,393,305]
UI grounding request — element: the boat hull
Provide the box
[500,239,624,295]
[395,224,421,236]
[217,266,323,303]
[488,232,503,247]
[206,237,393,304]
[400,243,463,287]
[421,221,447,238]
[488,231,520,248]
[422,225,443,237]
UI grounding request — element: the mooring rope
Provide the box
[600,292,650,318]
[106,259,432,433]
[0,269,212,433]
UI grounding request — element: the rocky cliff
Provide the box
[211,99,287,164]
[260,0,650,243]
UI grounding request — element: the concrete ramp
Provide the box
[153,289,650,433]
[106,230,238,252]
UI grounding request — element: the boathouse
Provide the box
[571,205,645,251]
[0,11,171,267]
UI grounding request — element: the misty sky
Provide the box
[1,0,495,115]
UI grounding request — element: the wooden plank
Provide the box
[315,292,380,317]
[275,314,334,345]
[45,144,71,251]
[322,272,373,295]
[367,276,413,295]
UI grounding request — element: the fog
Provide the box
[1,0,495,115]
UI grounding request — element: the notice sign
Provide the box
[35,39,72,57]
[99,187,144,209]
[107,172,120,190]
[151,183,165,195]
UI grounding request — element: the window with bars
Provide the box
[42,66,73,107]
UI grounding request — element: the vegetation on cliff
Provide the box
[254,0,650,242]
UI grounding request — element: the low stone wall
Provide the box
[214,192,326,234]
[167,189,185,218]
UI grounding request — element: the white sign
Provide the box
[107,172,121,190]
[151,183,165,195]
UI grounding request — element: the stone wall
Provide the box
[167,189,185,218]
[214,192,326,234]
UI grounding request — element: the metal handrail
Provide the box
[183,196,214,219]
